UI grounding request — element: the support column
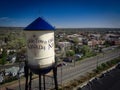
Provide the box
[43,75,46,90]
[53,66,58,90]
[29,71,32,90]
[24,61,29,90]
[39,74,41,90]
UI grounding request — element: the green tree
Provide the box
[17,38,26,49]
[104,41,111,47]
[73,37,79,45]
[81,45,92,57]
[1,48,7,65]
[66,50,75,57]
[6,37,25,49]
[72,37,80,53]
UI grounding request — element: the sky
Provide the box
[0,0,120,28]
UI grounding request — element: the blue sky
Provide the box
[0,0,120,28]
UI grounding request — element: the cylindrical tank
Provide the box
[24,17,55,74]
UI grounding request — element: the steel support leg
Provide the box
[53,66,58,90]
[25,61,29,90]
[43,75,46,90]
[29,71,32,90]
[39,74,41,90]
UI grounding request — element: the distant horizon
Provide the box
[0,26,120,29]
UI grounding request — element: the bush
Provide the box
[70,80,79,87]
[106,61,112,66]
[101,63,108,68]
[66,50,75,57]
[94,57,120,74]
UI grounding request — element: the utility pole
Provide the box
[96,55,99,69]
[74,59,75,67]
[29,71,32,90]
[53,66,58,90]
[61,58,63,87]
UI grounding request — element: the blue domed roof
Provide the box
[24,17,55,31]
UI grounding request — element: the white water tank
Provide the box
[24,17,55,74]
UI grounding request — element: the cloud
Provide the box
[0,17,11,21]
[0,17,13,26]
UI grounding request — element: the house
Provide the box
[67,34,80,38]
[105,34,120,45]
[58,41,72,50]
[78,42,83,46]
[82,38,88,45]
[88,41,93,46]
[78,37,83,42]
[89,34,101,40]
[0,40,6,46]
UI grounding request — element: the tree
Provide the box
[71,37,80,53]
[6,37,25,49]
[17,38,26,49]
[81,45,92,57]
[1,48,7,65]
[73,37,79,45]
[66,50,75,57]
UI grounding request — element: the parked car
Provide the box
[10,56,16,63]
[0,74,4,84]
[63,57,73,62]
[74,54,83,60]
[6,55,12,61]
[57,62,67,67]
[7,54,16,63]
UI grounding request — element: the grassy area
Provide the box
[79,53,97,61]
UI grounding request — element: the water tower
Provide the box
[24,17,58,90]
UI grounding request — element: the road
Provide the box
[57,49,120,83]
[1,48,120,90]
